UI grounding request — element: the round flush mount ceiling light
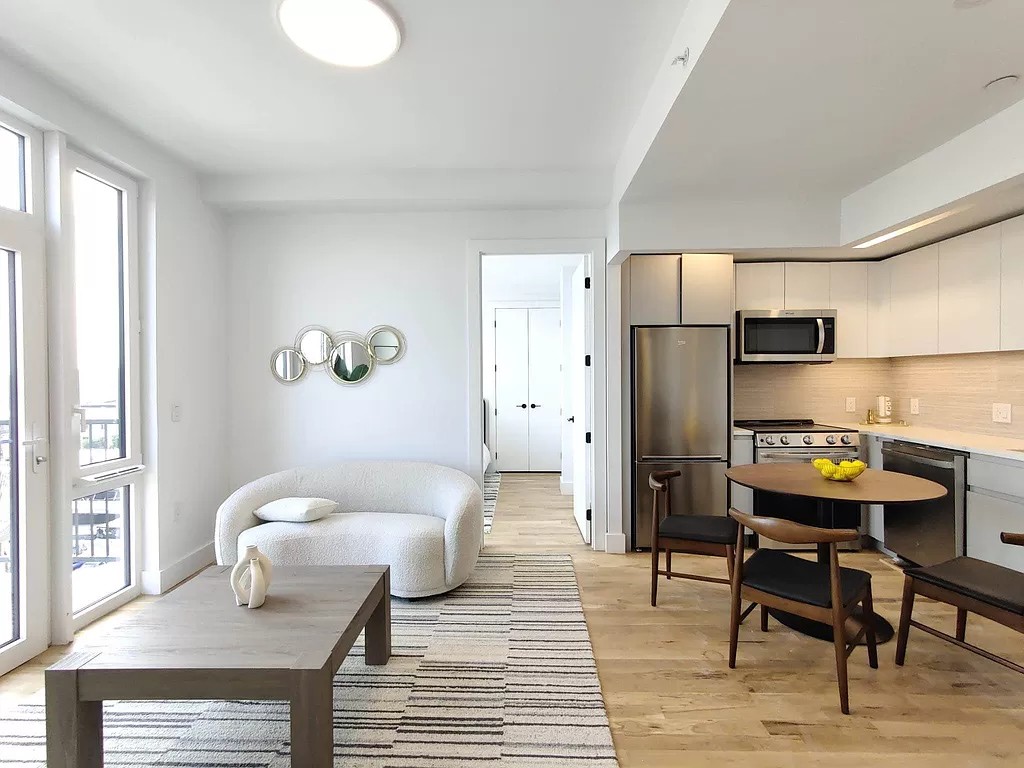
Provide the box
[985,74,1020,93]
[277,0,401,67]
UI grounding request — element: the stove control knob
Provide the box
[841,434,852,445]
[780,435,790,445]
[764,436,775,446]
[826,435,837,445]
[802,435,814,445]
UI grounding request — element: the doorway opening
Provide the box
[480,253,593,544]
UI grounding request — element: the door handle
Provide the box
[516,403,527,409]
[567,416,574,423]
[530,404,540,409]
[815,318,825,354]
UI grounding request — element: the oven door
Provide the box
[737,310,836,363]
[753,449,863,550]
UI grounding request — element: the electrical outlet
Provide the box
[171,403,183,423]
[993,403,1012,424]
[910,398,920,415]
[845,397,856,413]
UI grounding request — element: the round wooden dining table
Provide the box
[724,463,947,643]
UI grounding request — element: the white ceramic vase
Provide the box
[230,545,273,608]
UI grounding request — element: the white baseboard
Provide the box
[604,532,627,554]
[141,541,216,595]
[559,480,573,495]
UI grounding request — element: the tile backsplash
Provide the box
[734,351,1024,439]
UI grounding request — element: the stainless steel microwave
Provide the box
[736,309,837,363]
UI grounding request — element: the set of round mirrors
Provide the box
[271,325,406,386]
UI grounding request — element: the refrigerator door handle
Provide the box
[639,455,724,463]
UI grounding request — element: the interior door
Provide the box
[494,308,530,471]
[571,265,591,543]
[526,308,561,471]
[0,116,49,676]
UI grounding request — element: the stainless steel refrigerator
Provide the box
[632,326,730,549]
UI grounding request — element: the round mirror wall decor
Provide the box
[296,326,333,366]
[367,325,406,364]
[328,338,375,386]
[269,324,405,387]
[270,347,306,384]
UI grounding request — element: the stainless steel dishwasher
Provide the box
[881,441,966,566]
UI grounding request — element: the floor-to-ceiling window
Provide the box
[65,152,142,626]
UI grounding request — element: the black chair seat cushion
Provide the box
[659,514,738,545]
[742,549,871,608]
[907,556,1024,615]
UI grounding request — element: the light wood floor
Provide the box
[2,473,1021,766]
[487,473,1024,767]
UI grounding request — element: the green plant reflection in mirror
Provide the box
[330,340,374,384]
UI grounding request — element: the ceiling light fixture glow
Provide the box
[277,0,401,68]
[853,209,964,249]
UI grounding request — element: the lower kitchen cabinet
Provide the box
[731,435,753,514]
[967,489,1024,571]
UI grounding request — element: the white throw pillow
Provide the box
[254,497,337,523]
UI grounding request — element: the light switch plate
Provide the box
[171,404,183,423]
[910,398,920,415]
[993,403,1012,424]
[845,397,856,413]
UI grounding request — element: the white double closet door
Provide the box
[494,307,561,472]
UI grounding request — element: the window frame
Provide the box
[65,150,142,482]
[62,149,142,625]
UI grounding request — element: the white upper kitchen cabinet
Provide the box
[734,262,785,310]
[937,224,1001,354]
[1001,214,1024,351]
[867,260,890,358]
[785,262,831,310]
[828,262,868,358]
[888,244,938,357]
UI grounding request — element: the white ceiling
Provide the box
[0,0,684,175]
[624,0,1024,202]
[482,254,583,302]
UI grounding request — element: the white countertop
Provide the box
[733,426,754,437]
[832,422,1024,463]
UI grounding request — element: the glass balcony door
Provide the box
[0,116,49,677]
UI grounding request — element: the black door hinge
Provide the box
[585,432,592,444]
[585,277,591,289]
[584,354,591,367]
[586,508,592,521]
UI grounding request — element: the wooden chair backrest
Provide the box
[729,508,859,545]
[649,469,681,492]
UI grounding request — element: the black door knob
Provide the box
[567,416,575,423]
[530,404,539,409]
[517,403,527,409]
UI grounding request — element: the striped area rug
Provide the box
[483,471,501,533]
[0,553,617,767]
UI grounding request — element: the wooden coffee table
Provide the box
[45,565,391,768]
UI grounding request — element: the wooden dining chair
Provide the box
[649,470,740,607]
[727,508,878,715]
[895,531,1024,674]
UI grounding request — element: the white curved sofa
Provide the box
[214,461,484,598]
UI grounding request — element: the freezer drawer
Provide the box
[633,461,728,550]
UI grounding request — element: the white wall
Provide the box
[226,209,604,487]
[0,49,229,591]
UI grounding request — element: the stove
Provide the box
[735,419,860,451]
[734,419,863,549]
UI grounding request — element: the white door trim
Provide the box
[466,238,610,552]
